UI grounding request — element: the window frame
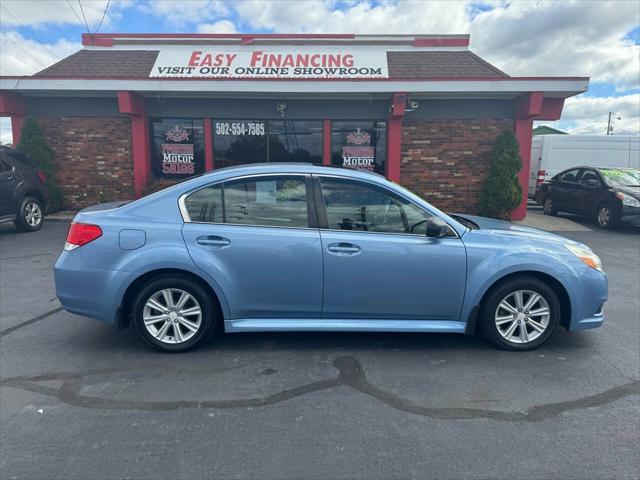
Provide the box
[313,174,458,238]
[179,173,318,230]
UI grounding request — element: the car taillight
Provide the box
[37,170,46,185]
[536,169,546,185]
[64,223,103,251]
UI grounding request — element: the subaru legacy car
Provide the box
[54,164,607,352]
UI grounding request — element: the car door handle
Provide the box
[327,242,361,255]
[196,235,230,247]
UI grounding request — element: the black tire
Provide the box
[479,275,561,351]
[131,275,217,352]
[542,197,558,216]
[14,196,44,232]
[596,203,618,230]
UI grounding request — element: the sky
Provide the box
[0,0,639,144]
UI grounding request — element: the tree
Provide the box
[478,130,523,220]
[16,117,63,211]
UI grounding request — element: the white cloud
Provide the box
[0,31,78,75]
[138,0,231,27]
[0,0,125,28]
[551,94,640,135]
[233,0,640,91]
[234,0,470,34]
[197,19,237,34]
[469,0,640,91]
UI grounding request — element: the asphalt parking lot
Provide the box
[1,213,639,480]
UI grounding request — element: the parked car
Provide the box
[54,164,607,352]
[536,167,640,229]
[0,146,49,232]
[528,135,640,200]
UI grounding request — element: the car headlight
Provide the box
[566,244,603,272]
[617,192,640,207]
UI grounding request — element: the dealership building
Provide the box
[0,33,588,219]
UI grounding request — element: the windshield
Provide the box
[599,168,640,187]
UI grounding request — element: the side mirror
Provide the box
[585,179,600,188]
[426,217,450,238]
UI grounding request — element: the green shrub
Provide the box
[16,117,64,212]
[478,130,523,219]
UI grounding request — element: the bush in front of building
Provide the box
[17,117,64,212]
[479,130,523,220]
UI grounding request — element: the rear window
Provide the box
[3,150,36,168]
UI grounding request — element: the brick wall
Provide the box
[400,118,514,214]
[36,117,135,209]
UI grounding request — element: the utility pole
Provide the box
[606,112,621,135]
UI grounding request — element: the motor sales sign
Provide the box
[150,48,389,79]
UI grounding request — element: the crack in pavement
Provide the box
[0,307,63,338]
[2,356,638,422]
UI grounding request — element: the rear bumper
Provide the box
[54,250,131,325]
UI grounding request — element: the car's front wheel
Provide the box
[14,196,44,232]
[132,275,216,352]
[479,276,560,350]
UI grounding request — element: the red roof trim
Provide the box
[413,38,469,47]
[82,33,358,46]
[0,75,590,82]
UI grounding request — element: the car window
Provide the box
[320,177,432,235]
[559,169,581,183]
[184,184,224,223]
[579,170,601,185]
[4,150,35,168]
[0,159,7,172]
[599,168,640,187]
[184,175,309,228]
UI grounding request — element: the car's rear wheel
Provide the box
[132,275,216,352]
[479,276,560,351]
[14,196,44,232]
[596,203,618,229]
[542,197,558,216]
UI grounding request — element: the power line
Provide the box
[0,4,62,59]
[77,0,91,34]
[0,32,48,68]
[93,0,110,35]
[65,0,86,31]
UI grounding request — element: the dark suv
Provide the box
[0,146,49,232]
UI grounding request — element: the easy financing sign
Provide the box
[150,48,389,79]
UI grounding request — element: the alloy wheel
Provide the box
[24,202,42,227]
[494,290,551,344]
[543,198,554,215]
[142,288,202,344]
[597,206,610,228]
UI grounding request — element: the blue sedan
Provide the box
[54,164,607,352]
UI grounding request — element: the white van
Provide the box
[529,135,640,199]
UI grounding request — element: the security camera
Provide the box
[408,100,419,110]
[276,103,287,117]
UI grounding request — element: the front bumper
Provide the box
[620,204,640,225]
[565,267,608,331]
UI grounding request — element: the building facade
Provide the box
[0,33,588,219]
